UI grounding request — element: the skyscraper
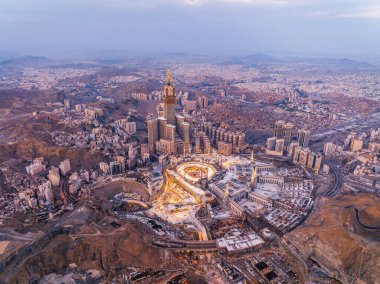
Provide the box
[274,120,285,138]
[297,129,311,148]
[165,124,176,141]
[147,115,158,153]
[274,120,294,146]
[158,117,167,140]
[163,69,176,125]
[147,70,194,156]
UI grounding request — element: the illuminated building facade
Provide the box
[147,70,192,155]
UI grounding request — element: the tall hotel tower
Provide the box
[163,70,176,125]
[147,70,192,155]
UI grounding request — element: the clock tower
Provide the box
[163,69,176,125]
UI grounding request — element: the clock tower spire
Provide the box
[163,69,176,124]
[167,69,171,86]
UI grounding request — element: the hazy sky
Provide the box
[0,0,380,58]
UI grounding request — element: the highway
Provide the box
[311,112,380,142]
[322,158,343,198]
[152,238,219,252]
[0,204,92,280]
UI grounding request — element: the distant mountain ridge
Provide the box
[0,53,377,71]
[0,56,52,66]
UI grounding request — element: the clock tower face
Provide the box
[165,85,175,97]
[164,70,175,97]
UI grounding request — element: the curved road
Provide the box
[61,178,76,204]
[322,158,343,197]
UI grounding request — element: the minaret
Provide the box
[163,69,176,125]
[251,166,258,188]
[225,182,230,197]
[250,150,254,163]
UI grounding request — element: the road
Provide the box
[61,177,76,204]
[152,238,219,252]
[310,112,380,153]
[278,239,309,283]
[0,231,34,242]
[322,158,343,198]
[0,206,89,280]
[312,112,380,141]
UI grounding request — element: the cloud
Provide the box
[182,0,295,5]
[98,0,303,8]
[335,6,380,18]
[189,0,310,7]
[308,3,380,19]
[309,10,331,17]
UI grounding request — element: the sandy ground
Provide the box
[288,193,380,283]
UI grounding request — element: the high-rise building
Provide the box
[184,115,193,139]
[293,146,310,166]
[288,142,299,158]
[156,139,176,155]
[218,141,233,156]
[293,146,321,173]
[147,116,158,153]
[274,120,294,146]
[195,131,210,154]
[158,117,167,140]
[116,156,126,173]
[275,139,285,152]
[163,69,176,125]
[165,124,176,141]
[109,161,121,175]
[176,114,185,137]
[26,159,45,176]
[350,138,363,152]
[323,142,335,156]
[197,96,209,108]
[265,137,284,156]
[182,122,191,153]
[275,120,285,138]
[293,146,302,164]
[299,148,310,166]
[297,129,311,148]
[140,143,150,162]
[200,122,246,152]
[283,123,294,145]
[238,133,246,147]
[266,137,277,150]
[147,70,193,156]
[307,152,322,173]
[48,167,60,187]
[183,100,197,113]
[59,159,71,176]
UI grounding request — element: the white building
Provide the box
[26,158,45,176]
[48,167,60,186]
[59,159,71,176]
[38,180,54,205]
[217,233,264,254]
[146,171,164,196]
